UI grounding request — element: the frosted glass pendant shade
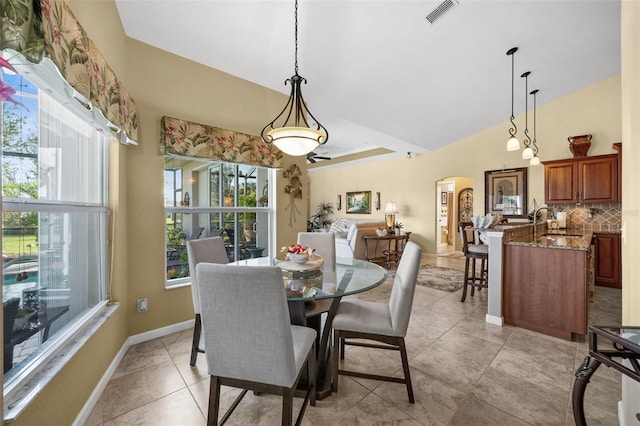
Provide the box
[522,146,534,159]
[268,127,323,156]
[529,155,540,166]
[507,136,520,151]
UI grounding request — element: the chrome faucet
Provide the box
[533,206,555,238]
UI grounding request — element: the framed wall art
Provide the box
[485,167,527,218]
[346,191,371,214]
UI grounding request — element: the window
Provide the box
[164,156,272,286]
[2,65,108,391]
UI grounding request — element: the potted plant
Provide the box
[308,202,334,232]
[394,221,404,236]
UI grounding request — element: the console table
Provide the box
[363,232,411,269]
[572,325,640,425]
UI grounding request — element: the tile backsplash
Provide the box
[552,203,621,232]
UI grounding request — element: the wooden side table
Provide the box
[363,232,411,269]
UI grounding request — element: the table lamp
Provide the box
[384,202,399,235]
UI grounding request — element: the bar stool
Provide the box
[458,221,488,302]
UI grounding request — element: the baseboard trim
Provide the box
[72,319,194,425]
[485,314,504,326]
[618,400,625,426]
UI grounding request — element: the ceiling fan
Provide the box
[306,152,331,163]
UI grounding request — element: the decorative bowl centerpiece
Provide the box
[281,244,315,263]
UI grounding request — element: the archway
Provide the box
[435,176,474,255]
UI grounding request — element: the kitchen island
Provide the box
[503,228,593,340]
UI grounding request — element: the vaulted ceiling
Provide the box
[115,0,621,163]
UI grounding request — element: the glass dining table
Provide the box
[229,256,388,398]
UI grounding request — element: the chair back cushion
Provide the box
[297,232,336,272]
[388,241,422,336]
[196,264,303,387]
[186,237,228,314]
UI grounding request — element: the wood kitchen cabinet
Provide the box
[543,154,619,204]
[503,245,588,340]
[594,233,621,288]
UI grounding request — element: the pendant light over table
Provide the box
[261,0,328,156]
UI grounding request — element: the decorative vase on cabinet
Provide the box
[568,134,592,158]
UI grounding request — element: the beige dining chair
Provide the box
[331,241,422,402]
[296,232,336,272]
[186,236,228,366]
[297,232,337,324]
[196,263,316,426]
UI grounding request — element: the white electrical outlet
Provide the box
[137,298,148,312]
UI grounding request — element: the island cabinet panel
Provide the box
[503,245,588,340]
[544,154,618,204]
[594,233,621,288]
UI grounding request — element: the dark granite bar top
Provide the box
[505,228,593,251]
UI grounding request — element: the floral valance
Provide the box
[161,116,283,169]
[0,0,139,143]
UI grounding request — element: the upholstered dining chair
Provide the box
[331,241,422,402]
[458,221,488,303]
[296,232,337,325]
[186,236,228,366]
[296,232,336,272]
[196,263,316,426]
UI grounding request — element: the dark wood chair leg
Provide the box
[461,257,470,302]
[208,376,220,426]
[470,258,477,296]
[190,314,202,366]
[282,388,293,426]
[398,338,414,403]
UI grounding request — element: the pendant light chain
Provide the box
[294,0,298,75]
[505,47,519,151]
[531,89,539,155]
[261,0,328,155]
[522,71,531,148]
[510,51,516,131]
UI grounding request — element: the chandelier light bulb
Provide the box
[522,146,534,160]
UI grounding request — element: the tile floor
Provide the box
[85,253,622,425]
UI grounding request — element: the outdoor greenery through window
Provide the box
[1,62,108,390]
[164,156,272,285]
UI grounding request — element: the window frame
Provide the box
[164,157,274,289]
[1,54,111,412]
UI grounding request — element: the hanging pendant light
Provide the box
[261,0,328,156]
[529,89,541,166]
[506,47,520,151]
[520,71,534,160]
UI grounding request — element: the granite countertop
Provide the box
[505,228,593,251]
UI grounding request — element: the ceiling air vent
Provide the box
[426,0,458,24]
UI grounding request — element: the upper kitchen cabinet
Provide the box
[543,154,619,204]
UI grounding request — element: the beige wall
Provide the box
[621,1,640,422]
[309,75,622,254]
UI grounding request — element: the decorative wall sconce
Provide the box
[375,192,381,210]
[337,194,342,211]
